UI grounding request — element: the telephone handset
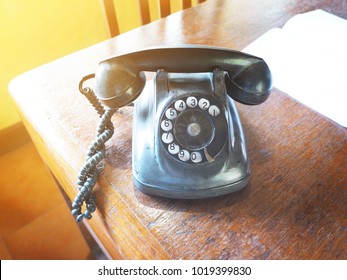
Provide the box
[73,45,272,222]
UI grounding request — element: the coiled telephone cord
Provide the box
[71,75,116,222]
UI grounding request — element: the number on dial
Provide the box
[161,119,172,131]
[178,150,190,161]
[198,98,210,110]
[162,132,173,144]
[165,108,177,119]
[174,100,186,111]
[191,152,202,163]
[186,96,198,108]
[168,143,179,154]
[208,105,220,117]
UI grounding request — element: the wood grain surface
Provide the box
[9,0,347,259]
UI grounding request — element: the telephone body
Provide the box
[72,45,272,221]
[74,45,272,220]
[133,69,251,198]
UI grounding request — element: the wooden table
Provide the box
[9,0,347,259]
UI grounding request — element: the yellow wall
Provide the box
[0,0,199,131]
[0,0,108,130]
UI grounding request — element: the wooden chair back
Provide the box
[100,0,206,37]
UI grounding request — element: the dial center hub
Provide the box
[187,123,201,137]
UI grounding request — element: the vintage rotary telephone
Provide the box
[72,45,272,222]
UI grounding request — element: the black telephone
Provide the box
[73,45,272,222]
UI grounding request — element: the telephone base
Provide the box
[133,174,249,199]
[132,71,250,200]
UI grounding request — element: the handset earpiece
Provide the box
[224,60,272,105]
[95,60,146,108]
